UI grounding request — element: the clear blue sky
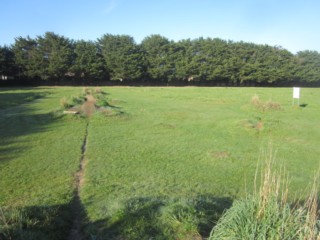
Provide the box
[1,0,319,53]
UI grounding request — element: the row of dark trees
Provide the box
[1,32,320,86]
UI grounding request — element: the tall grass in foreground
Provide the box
[0,207,40,240]
[209,153,320,240]
[0,205,72,240]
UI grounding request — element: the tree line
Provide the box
[1,32,320,86]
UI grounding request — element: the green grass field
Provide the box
[1,87,320,239]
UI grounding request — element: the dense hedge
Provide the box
[1,32,320,86]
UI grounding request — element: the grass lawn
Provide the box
[0,87,87,239]
[82,87,320,239]
[1,86,320,239]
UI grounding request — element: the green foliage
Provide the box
[209,196,319,239]
[159,199,213,238]
[12,36,40,79]
[0,46,16,77]
[7,32,320,84]
[71,40,107,81]
[295,50,320,82]
[12,32,74,81]
[36,32,74,80]
[98,34,144,81]
[141,34,174,81]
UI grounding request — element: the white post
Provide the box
[293,87,300,106]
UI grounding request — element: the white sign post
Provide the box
[293,87,300,106]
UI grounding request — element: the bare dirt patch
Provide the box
[81,102,96,117]
[211,151,230,159]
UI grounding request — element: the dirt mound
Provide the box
[85,95,96,104]
[63,91,120,117]
[81,102,96,117]
[80,95,97,117]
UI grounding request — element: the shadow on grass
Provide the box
[1,195,232,239]
[0,90,51,109]
[84,195,233,240]
[0,203,75,240]
[299,103,308,108]
[0,90,58,164]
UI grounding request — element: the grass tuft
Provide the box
[264,99,281,111]
[94,87,103,94]
[0,206,71,240]
[209,152,320,240]
[60,97,70,109]
[251,94,261,106]
[83,87,92,95]
[84,197,231,239]
[251,94,281,111]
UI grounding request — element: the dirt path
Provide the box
[68,121,89,240]
[67,94,98,239]
[80,95,97,117]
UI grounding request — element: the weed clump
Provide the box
[251,94,261,106]
[265,99,281,110]
[242,117,264,132]
[251,94,281,111]
[209,155,320,240]
[94,87,102,94]
[60,97,70,109]
[82,87,92,95]
[0,206,70,239]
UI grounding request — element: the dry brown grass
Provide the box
[264,99,281,110]
[251,94,260,106]
[251,94,281,111]
[254,151,320,239]
[242,119,264,132]
[82,87,92,95]
[210,149,320,239]
[60,97,69,109]
[99,107,113,115]
[94,87,102,94]
[303,175,320,240]
[255,121,264,131]
[211,151,230,159]
[255,156,286,219]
